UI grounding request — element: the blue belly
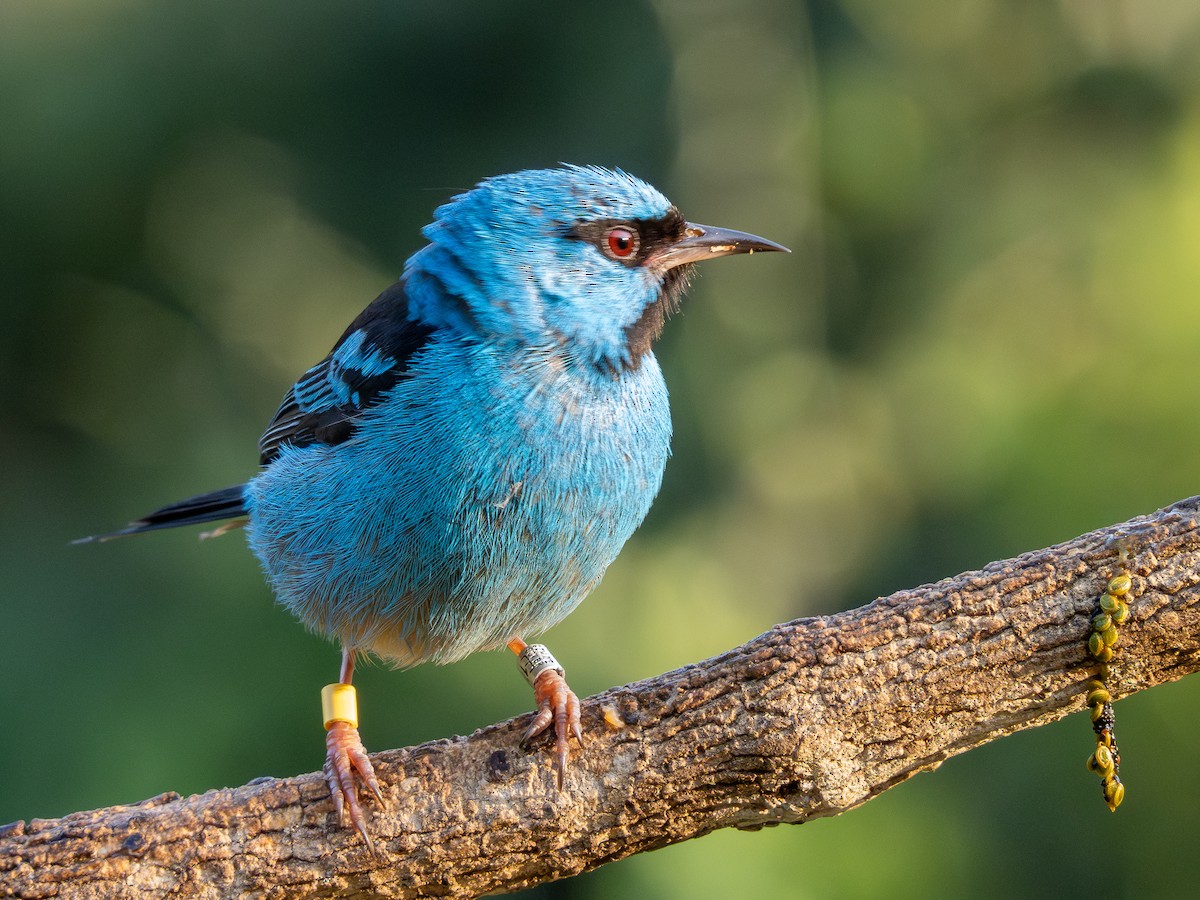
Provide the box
[244,338,671,666]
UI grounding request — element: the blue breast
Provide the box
[243,333,671,666]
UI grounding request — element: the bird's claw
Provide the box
[522,668,582,789]
[324,720,384,853]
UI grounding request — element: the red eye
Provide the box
[605,226,639,259]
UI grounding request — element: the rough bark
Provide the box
[5,497,1200,899]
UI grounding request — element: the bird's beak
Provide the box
[653,222,790,270]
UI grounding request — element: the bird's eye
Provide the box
[605,226,639,260]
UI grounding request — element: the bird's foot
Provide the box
[522,667,583,789]
[323,720,384,852]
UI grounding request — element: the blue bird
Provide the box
[84,165,787,848]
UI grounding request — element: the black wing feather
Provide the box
[258,279,436,464]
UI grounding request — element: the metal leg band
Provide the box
[517,643,564,687]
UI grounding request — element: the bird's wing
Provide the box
[258,279,435,465]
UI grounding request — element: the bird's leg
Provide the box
[322,649,383,851]
[508,637,582,789]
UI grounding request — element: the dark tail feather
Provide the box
[75,485,248,543]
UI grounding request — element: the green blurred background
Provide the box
[3,1,1200,896]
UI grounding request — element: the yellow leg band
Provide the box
[321,683,359,730]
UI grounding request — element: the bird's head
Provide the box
[405,165,787,373]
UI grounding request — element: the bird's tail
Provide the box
[75,484,248,543]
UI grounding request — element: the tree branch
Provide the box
[5,497,1200,899]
